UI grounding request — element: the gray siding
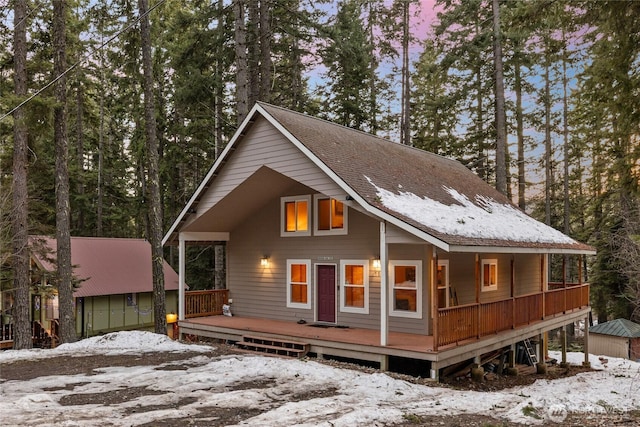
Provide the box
[197,117,345,215]
[229,198,380,326]
[514,254,542,296]
[228,199,432,335]
[437,252,544,305]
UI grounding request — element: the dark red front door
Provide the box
[317,265,336,323]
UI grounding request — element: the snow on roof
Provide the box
[367,177,577,245]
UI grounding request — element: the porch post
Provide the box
[178,234,186,321]
[380,221,388,346]
[541,254,546,319]
[432,246,438,351]
[583,314,591,367]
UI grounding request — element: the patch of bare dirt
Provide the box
[2,339,638,427]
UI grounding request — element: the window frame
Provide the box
[339,260,369,314]
[481,258,498,292]
[389,260,422,319]
[436,259,450,308]
[313,194,348,236]
[281,195,311,237]
[286,259,312,309]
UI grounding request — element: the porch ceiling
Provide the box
[182,166,306,234]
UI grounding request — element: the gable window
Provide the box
[389,260,422,319]
[281,196,311,236]
[340,260,369,314]
[314,195,347,235]
[287,259,311,309]
[481,259,498,291]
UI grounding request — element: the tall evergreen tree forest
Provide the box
[1,0,639,345]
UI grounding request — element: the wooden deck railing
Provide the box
[185,289,229,318]
[514,293,543,326]
[437,283,589,348]
[437,303,478,346]
[479,299,513,337]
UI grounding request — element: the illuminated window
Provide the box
[340,260,369,314]
[281,196,311,236]
[389,260,422,319]
[314,195,348,235]
[287,259,311,309]
[481,259,498,291]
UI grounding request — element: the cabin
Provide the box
[163,102,595,379]
[0,236,180,348]
[589,318,640,361]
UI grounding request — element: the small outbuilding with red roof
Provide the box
[27,236,179,339]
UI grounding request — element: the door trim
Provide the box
[315,263,337,324]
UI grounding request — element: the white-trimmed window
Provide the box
[340,260,369,314]
[481,259,498,291]
[390,260,422,318]
[287,259,311,309]
[314,195,347,235]
[281,195,311,236]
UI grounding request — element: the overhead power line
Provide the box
[0,0,167,123]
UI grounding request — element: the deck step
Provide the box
[235,335,309,358]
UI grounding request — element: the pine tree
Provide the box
[11,0,31,350]
[320,0,373,130]
[138,0,166,334]
[53,0,76,343]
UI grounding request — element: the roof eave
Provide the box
[256,105,453,251]
[448,244,596,255]
[162,104,265,246]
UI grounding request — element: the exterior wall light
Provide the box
[261,256,270,268]
[372,259,381,269]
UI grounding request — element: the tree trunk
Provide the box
[75,82,85,231]
[259,0,272,103]
[515,57,525,210]
[492,0,507,195]
[234,0,249,123]
[562,33,570,235]
[138,0,166,335]
[53,0,77,344]
[214,243,226,289]
[544,44,552,226]
[11,0,31,350]
[400,0,411,145]
[247,0,259,106]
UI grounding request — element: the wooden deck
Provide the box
[179,315,435,363]
[178,306,591,376]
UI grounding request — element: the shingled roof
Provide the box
[31,236,180,298]
[164,102,595,254]
[591,319,640,338]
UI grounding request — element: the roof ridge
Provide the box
[256,101,462,167]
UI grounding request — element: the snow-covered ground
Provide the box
[1,331,639,426]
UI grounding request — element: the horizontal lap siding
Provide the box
[479,254,512,303]
[229,200,382,327]
[387,244,431,335]
[439,253,542,304]
[514,254,542,295]
[441,252,476,306]
[198,118,345,214]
